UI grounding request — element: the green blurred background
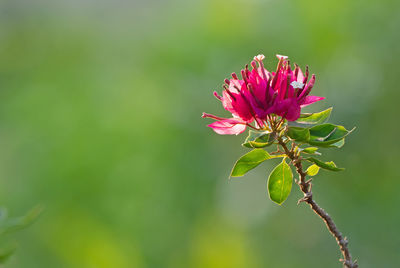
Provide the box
[0,0,399,267]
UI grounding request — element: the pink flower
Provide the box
[269,55,324,121]
[202,54,324,135]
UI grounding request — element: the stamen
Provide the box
[265,76,271,102]
[270,91,278,105]
[224,78,230,85]
[247,84,253,92]
[285,74,291,98]
[201,113,225,120]
[244,64,251,79]
[298,74,316,100]
[241,70,249,85]
[294,64,299,79]
[271,72,279,89]
[225,89,237,101]
[294,88,299,97]
[251,60,257,70]
[254,54,265,62]
[271,56,286,89]
[239,90,264,128]
[286,61,291,71]
[303,65,309,84]
[231,73,238,80]
[253,54,268,81]
[276,54,288,60]
[213,91,222,100]
[298,66,309,97]
[233,84,241,92]
[247,84,263,107]
[266,93,277,111]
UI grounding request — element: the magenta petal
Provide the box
[247,69,267,103]
[208,118,247,135]
[222,80,254,123]
[285,104,301,121]
[251,105,269,119]
[231,92,254,122]
[272,98,301,121]
[300,96,325,107]
[298,74,316,100]
[228,79,244,93]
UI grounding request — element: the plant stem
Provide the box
[277,137,358,268]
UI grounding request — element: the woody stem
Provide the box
[277,137,358,268]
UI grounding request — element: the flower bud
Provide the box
[254,54,265,62]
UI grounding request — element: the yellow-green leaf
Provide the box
[301,147,321,155]
[306,157,344,171]
[306,164,320,176]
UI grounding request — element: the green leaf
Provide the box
[306,164,320,176]
[0,244,16,264]
[306,157,344,171]
[308,124,354,147]
[242,130,276,148]
[297,107,332,125]
[268,158,293,205]
[301,147,321,155]
[287,126,310,142]
[0,206,43,264]
[230,149,283,177]
[0,205,43,235]
[327,139,345,148]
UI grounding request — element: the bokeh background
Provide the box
[0,0,399,267]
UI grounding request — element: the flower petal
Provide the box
[207,118,247,135]
[285,104,301,121]
[296,67,304,82]
[298,74,316,100]
[247,69,267,103]
[222,90,235,113]
[272,98,301,121]
[300,95,325,107]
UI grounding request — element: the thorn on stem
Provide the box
[339,258,358,268]
[297,192,312,205]
[306,178,313,191]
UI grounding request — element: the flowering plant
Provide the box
[203,54,357,267]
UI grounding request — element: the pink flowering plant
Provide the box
[202,54,357,267]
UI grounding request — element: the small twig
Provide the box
[269,145,283,155]
[277,137,358,268]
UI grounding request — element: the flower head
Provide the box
[202,54,324,135]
